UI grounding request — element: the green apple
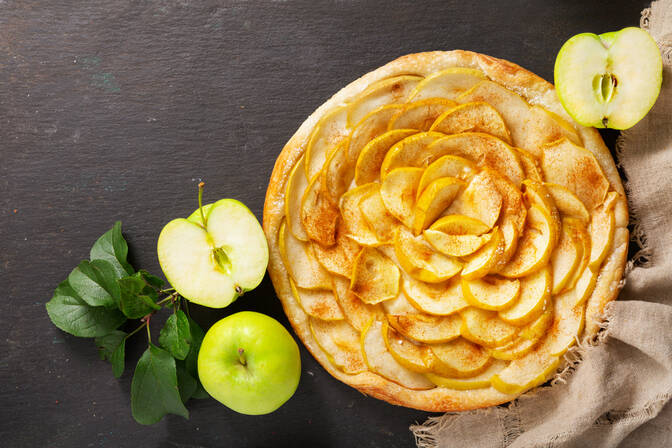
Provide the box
[157,186,269,308]
[554,27,662,129]
[198,311,301,415]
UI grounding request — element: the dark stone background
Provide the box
[0,1,649,447]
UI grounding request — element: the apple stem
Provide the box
[238,348,247,366]
[145,316,152,344]
[235,285,243,295]
[198,181,207,228]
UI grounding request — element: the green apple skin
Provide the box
[157,199,269,308]
[554,27,662,130]
[198,311,301,415]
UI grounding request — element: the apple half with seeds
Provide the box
[554,27,662,129]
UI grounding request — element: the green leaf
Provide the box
[95,330,127,378]
[158,310,192,360]
[118,273,161,319]
[90,221,134,277]
[175,362,198,403]
[46,281,126,337]
[68,259,120,308]
[131,344,189,425]
[183,317,209,399]
[139,269,165,290]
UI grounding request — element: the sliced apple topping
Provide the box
[457,80,532,150]
[523,180,561,242]
[350,247,400,305]
[430,214,490,235]
[460,307,517,348]
[462,276,521,311]
[394,227,462,283]
[381,289,420,315]
[347,104,405,164]
[321,140,354,203]
[461,227,504,281]
[310,317,366,374]
[490,309,552,360]
[361,319,435,389]
[430,337,492,378]
[430,102,512,143]
[332,276,383,332]
[301,170,340,246]
[355,129,417,185]
[305,105,349,180]
[359,184,400,243]
[499,205,557,278]
[402,275,469,316]
[380,167,423,228]
[408,67,486,102]
[513,147,543,182]
[491,350,560,395]
[387,313,462,344]
[312,219,360,278]
[348,75,424,127]
[541,138,609,211]
[524,105,582,151]
[425,133,524,187]
[289,278,344,321]
[550,219,583,294]
[445,172,502,229]
[380,132,445,178]
[388,98,458,131]
[285,154,310,241]
[498,268,550,325]
[340,183,380,246]
[425,359,507,390]
[545,182,590,223]
[570,267,598,308]
[413,177,465,235]
[424,230,491,257]
[417,156,476,199]
[279,220,332,290]
[384,323,433,373]
[543,290,586,357]
[588,193,617,270]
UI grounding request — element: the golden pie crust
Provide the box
[263,51,628,412]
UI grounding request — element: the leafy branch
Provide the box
[45,222,208,425]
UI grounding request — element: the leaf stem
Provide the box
[159,287,175,294]
[198,182,207,228]
[145,318,151,344]
[156,292,179,306]
[124,322,146,340]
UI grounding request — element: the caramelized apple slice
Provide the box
[544,290,586,357]
[387,313,462,344]
[491,351,560,395]
[384,323,432,373]
[490,309,552,360]
[513,147,543,182]
[417,155,476,199]
[408,67,486,101]
[430,102,511,143]
[310,317,366,374]
[301,170,339,246]
[381,289,420,315]
[462,276,521,311]
[285,154,310,241]
[521,105,582,158]
[380,167,423,228]
[321,139,353,203]
[550,219,583,294]
[394,227,462,283]
[332,276,383,332]
[541,138,609,211]
[279,220,332,290]
[359,184,400,243]
[445,172,502,229]
[355,129,417,185]
[430,337,492,378]
[588,193,617,270]
[429,214,490,235]
[545,182,590,223]
[347,104,405,164]
[523,179,561,244]
[380,132,444,178]
[425,360,506,390]
[312,219,361,278]
[498,268,550,325]
[402,275,468,316]
[340,183,380,246]
[361,319,434,389]
[499,205,557,278]
[461,227,504,280]
[388,98,458,131]
[289,278,344,321]
[305,105,349,180]
[350,247,400,304]
[460,307,517,347]
[348,75,423,127]
[413,177,465,235]
[424,229,491,257]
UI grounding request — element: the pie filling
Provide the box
[278,67,621,396]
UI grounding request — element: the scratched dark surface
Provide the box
[0,1,650,447]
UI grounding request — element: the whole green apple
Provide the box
[197,311,301,415]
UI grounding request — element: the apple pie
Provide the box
[263,51,628,412]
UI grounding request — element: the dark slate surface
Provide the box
[0,1,648,447]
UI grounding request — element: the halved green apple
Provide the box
[554,27,663,130]
[158,198,268,308]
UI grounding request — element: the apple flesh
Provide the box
[198,311,301,415]
[158,199,268,308]
[554,27,662,129]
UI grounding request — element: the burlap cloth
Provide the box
[411,2,672,446]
